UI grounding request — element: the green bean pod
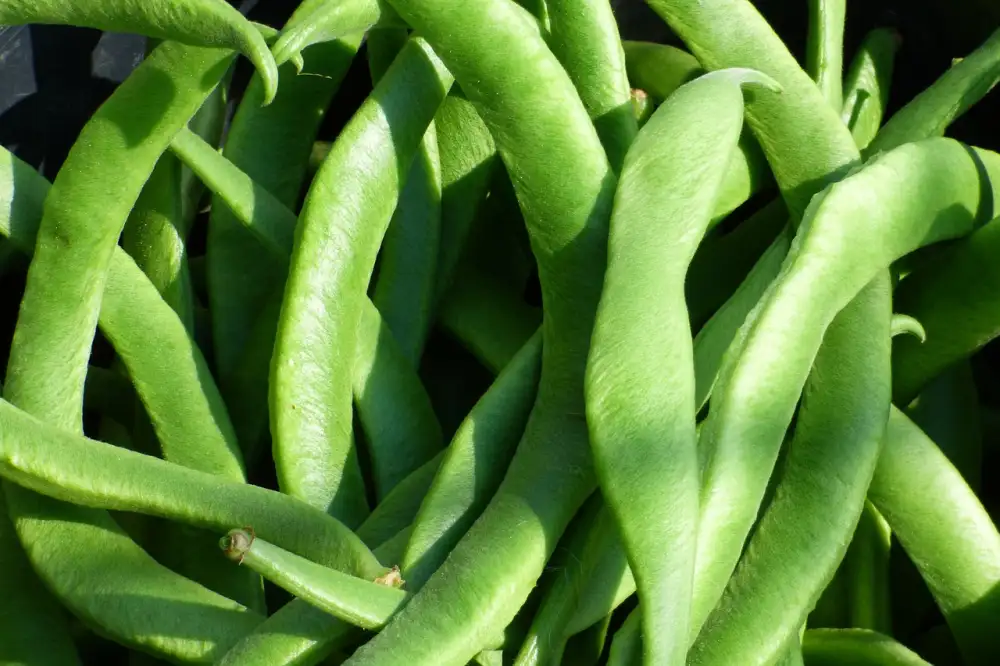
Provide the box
[802,629,933,666]
[402,331,543,590]
[0,490,81,663]
[206,39,360,466]
[0,0,278,103]
[866,27,1000,156]
[841,28,901,150]
[892,215,1000,404]
[0,44,270,660]
[369,28,444,365]
[344,1,616,661]
[0,397,385,580]
[587,69,768,666]
[432,92,499,303]
[221,529,407,631]
[172,117,445,509]
[271,36,452,522]
[805,0,846,108]
[693,138,1000,643]
[544,0,635,170]
[842,502,893,633]
[869,408,1000,665]
[272,0,403,66]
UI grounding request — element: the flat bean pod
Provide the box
[868,408,1000,665]
[802,629,933,666]
[354,453,443,549]
[586,69,767,666]
[606,609,642,666]
[0,0,277,101]
[344,1,616,662]
[0,397,386,579]
[271,36,452,522]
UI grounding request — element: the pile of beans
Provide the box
[0,0,998,664]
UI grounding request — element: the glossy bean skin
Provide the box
[345,0,615,661]
[805,0,846,108]
[369,28,443,366]
[171,113,445,512]
[271,36,452,523]
[0,397,386,580]
[0,0,278,103]
[586,70,764,666]
[220,530,407,632]
[802,629,932,666]
[544,0,635,170]
[205,39,359,466]
[868,408,1000,665]
[643,2,873,642]
[272,0,402,66]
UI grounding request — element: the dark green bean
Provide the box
[841,29,900,150]
[354,454,443,549]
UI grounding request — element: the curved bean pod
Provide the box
[271,0,402,66]
[802,629,933,666]
[344,3,615,661]
[1,46,268,659]
[171,119,445,509]
[0,397,385,580]
[221,529,407,632]
[692,138,1000,648]
[271,36,452,521]
[868,408,1000,665]
[206,38,359,455]
[402,331,543,590]
[0,0,278,104]
[892,215,1000,404]
[805,0,846,108]
[688,278,892,666]
[586,69,768,666]
[545,0,635,170]
[867,27,1000,156]
[841,29,900,150]
[369,28,443,365]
